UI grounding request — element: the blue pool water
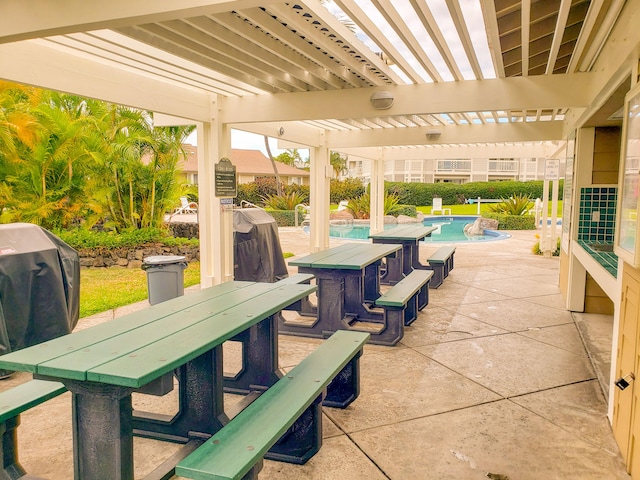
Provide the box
[326,216,511,243]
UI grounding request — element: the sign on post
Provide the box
[215,157,237,198]
[544,159,560,180]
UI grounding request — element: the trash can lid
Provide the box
[143,255,186,265]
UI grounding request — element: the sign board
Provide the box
[215,157,237,198]
[544,159,560,180]
[220,197,233,212]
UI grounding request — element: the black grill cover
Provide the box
[233,209,288,283]
[0,223,80,354]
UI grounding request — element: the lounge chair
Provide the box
[431,197,451,215]
[173,196,198,215]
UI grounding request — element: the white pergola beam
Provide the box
[337,142,562,160]
[231,121,325,148]
[0,0,266,43]
[221,74,599,123]
[326,121,565,148]
[0,40,212,122]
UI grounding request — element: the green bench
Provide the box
[176,330,369,480]
[426,245,456,288]
[375,270,433,328]
[0,380,67,479]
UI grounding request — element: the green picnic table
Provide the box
[369,224,438,283]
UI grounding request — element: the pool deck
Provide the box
[1,227,628,479]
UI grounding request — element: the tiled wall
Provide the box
[578,186,618,243]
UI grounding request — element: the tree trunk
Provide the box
[264,136,282,196]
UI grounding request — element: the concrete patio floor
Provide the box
[2,227,629,479]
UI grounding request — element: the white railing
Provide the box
[294,204,310,227]
[436,160,472,172]
[488,160,518,172]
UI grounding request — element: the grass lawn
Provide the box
[80,261,201,318]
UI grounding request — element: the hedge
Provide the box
[264,209,308,226]
[483,213,536,230]
[386,180,563,207]
[56,227,199,249]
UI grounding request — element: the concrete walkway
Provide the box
[3,228,629,479]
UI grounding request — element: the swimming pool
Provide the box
[325,216,511,243]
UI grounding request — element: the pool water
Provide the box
[327,216,511,243]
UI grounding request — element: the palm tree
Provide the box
[330,151,348,178]
[263,135,283,196]
[0,82,194,231]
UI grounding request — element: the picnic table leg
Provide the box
[0,416,27,480]
[133,347,228,443]
[343,270,384,322]
[362,261,382,302]
[379,248,404,285]
[224,315,282,394]
[279,274,354,339]
[65,381,134,480]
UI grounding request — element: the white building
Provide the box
[342,142,566,184]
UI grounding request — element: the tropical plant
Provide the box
[0,87,95,228]
[330,177,365,204]
[262,191,307,210]
[276,149,306,168]
[330,151,348,178]
[0,82,194,231]
[487,193,532,216]
[346,191,402,219]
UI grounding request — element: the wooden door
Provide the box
[613,266,640,475]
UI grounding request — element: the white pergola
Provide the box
[1,0,637,287]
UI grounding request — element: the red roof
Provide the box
[180,146,309,177]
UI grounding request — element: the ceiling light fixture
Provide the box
[370,91,394,110]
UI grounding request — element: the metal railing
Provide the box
[239,200,264,210]
[295,204,310,227]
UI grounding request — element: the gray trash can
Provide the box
[142,255,188,305]
[140,255,188,396]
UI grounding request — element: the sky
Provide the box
[185,129,306,159]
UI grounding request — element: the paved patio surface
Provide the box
[2,227,629,479]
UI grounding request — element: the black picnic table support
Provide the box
[369,225,438,284]
[282,243,404,346]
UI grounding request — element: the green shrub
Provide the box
[56,227,198,250]
[284,184,310,204]
[347,194,371,219]
[487,193,532,216]
[483,213,536,230]
[262,191,308,210]
[264,209,303,226]
[394,204,417,217]
[330,178,366,204]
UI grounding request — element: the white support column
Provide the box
[369,148,385,234]
[566,127,595,311]
[541,179,550,255]
[218,122,234,283]
[197,95,233,287]
[309,135,330,252]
